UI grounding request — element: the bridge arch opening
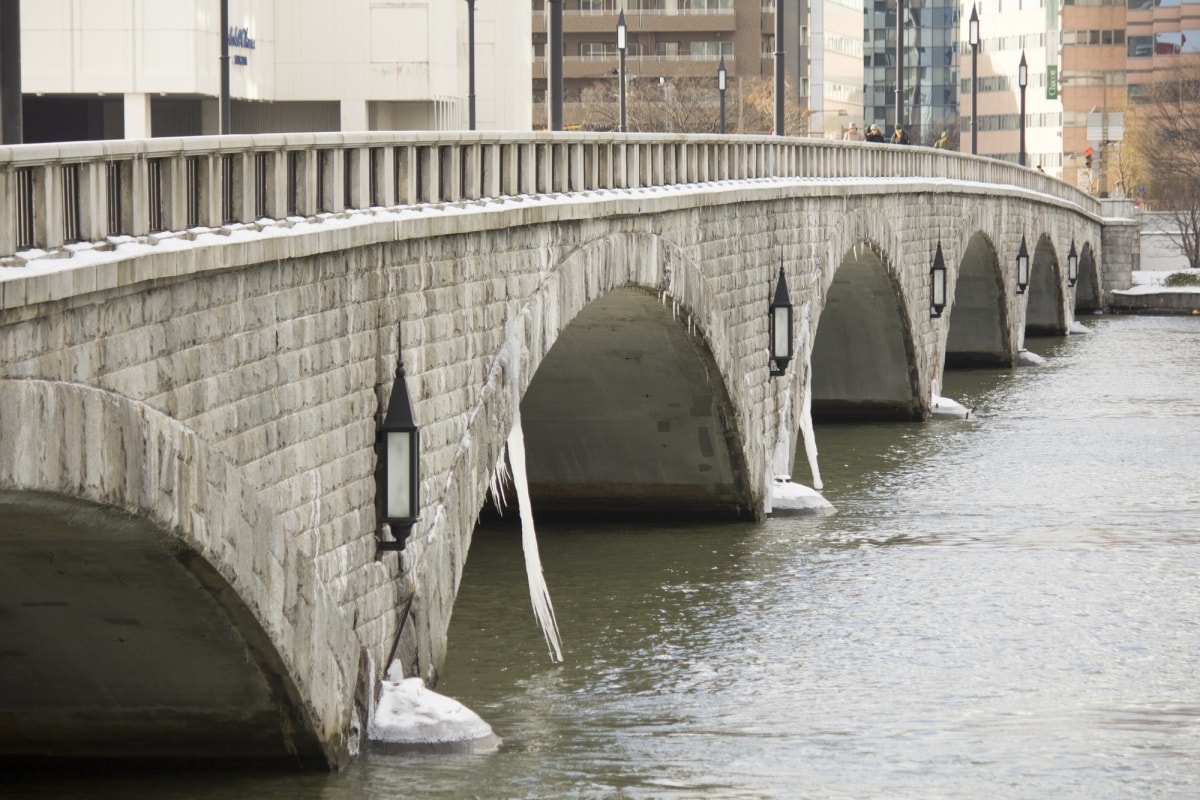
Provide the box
[1075,242,1103,313]
[945,232,1014,367]
[510,286,754,522]
[0,490,327,767]
[810,242,921,421]
[1026,234,1066,335]
[0,379,351,769]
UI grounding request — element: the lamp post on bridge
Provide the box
[969,4,980,155]
[717,55,727,135]
[617,10,627,133]
[548,0,563,131]
[219,0,230,135]
[466,0,476,130]
[1018,50,1028,167]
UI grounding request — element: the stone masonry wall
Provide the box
[0,177,1106,762]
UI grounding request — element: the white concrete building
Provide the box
[16,0,530,141]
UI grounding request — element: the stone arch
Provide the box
[0,379,359,767]
[810,226,923,420]
[1075,241,1103,313]
[946,230,1014,367]
[405,227,757,683]
[1027,233,1066,334]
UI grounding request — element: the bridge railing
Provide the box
[0,132,1100,262]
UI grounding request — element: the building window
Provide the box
[690,41,732,56]
[1127,35,1153,56]
[656,42,680,56]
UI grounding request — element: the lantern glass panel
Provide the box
[772,306,791,359]
[387,430,412,519]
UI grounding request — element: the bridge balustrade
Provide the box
[0,133,1100,262]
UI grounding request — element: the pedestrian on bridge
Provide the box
[843,122,865,142]
[865,125,886,143]
[890,125,911,145]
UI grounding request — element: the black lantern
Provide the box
[769,264,793,377]
[717,54,727,135]
[1067,239,1078,287]
[617,10,627,133]
[930,241,948,318]
[377,327,421,552]
[1016,235,1030,295]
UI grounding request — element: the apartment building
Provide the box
[531,0,861,135]
[966,0,1199,193]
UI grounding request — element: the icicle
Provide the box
[494,312,562,662]
[507,409,563,662]
[488,451,511,514]
[796,303,822,490]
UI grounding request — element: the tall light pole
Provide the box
[895,0,905,133]
[773,0,784,135]
[219,0,230,135]
[617,10,627,133]
[466,0,476,130]
[1,0,23,144]
[1018,50,1028,166]
[548,0,563,131]
[717,54,727,134]
[969,4,980,154]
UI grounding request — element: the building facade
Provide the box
[964,0,1200,194]
[14,0,530,142]
[531,0,865,136]
[863,0,959,145]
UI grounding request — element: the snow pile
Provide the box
[1017,349,1047,367]
[770,475,836,517]
[930,394,971,419]
[369,677,500,754]
[1126,270,1200,294]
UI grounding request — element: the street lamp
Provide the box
[1067,239,1078,287]
[617,10,627,133]
[969,4,980,155]
[548,0,563,131]
[930,242,948,319]
[377,325,421,552]
[1016,235,1030,295]
[717,55,727,134]
[1018,50,1028,166]
[769,264,793,377]
[466,0,477,130]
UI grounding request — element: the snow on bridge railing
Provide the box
[0,132,1099,263]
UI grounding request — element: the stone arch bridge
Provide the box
[0,132,1136,767]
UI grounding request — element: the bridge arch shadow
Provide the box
[811,240,922,421]
[518,285,752,521]
[1075,241,1102,313]
[946,231,1014,367]
[0,379,355,768]
[1027,234,1066,335]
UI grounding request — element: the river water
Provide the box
[15,314,1200,799]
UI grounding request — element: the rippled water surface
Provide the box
[14,315,1200,799]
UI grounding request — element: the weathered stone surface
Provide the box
[0,170,1121,765]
